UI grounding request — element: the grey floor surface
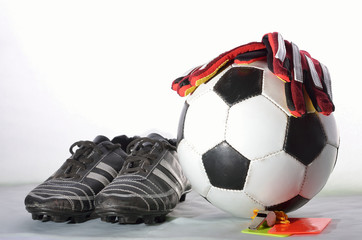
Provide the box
[0,184,361,240]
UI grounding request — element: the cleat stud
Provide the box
[101,216,117,223]
[42,215,51,222]
[155,215,166,223]
[135,218,143,224]
[118,216,127,224]
[107,216,117,223]
[143,216,155,225]
[32,213,43,220]
[144,215,166,224]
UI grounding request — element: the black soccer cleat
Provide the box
[94,133,191,224]
[24,135,138,223]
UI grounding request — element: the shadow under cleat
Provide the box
[143,214,167,224]
[70,214,92,224]
[179,193,187,202]
[101,215,117,223]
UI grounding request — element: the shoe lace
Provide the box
[61,140,121,178]
[120,137,175,174]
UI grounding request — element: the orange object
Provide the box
[274,211,290,225]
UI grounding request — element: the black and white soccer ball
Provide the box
[177,61,340,218]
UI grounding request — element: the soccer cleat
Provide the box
[24,135,138,223]
[94,133,192,224]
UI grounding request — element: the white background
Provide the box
[0,0,361,195]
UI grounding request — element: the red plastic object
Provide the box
[268,218,331,235]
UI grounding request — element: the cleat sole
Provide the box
[26,207,93,223]
[95,191,189,225]
[95,209,169,225]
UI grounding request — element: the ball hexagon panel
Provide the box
[213,66,263,106]
[244,151,306,207]
[256,62,291,116]
[177,139,211,197]
[226,96,288,160]
[183,90,228,154]
[300,144,338,199]
[206,186,264,218]
[284,114,327,165]
[202,141,250,190]
[318,113,340,148]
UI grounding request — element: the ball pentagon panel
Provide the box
[284,114,327,166]
[202,141,250,190]
[213,66,263,106]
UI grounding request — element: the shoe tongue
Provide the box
[130,133,165,154]
[147,133,166,142]
[93,135,110,144]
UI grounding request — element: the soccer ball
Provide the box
[177,61,340,218]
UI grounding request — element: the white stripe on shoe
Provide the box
[152,168,181,198]
[96,162,118,178]
[87,172,110,186]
